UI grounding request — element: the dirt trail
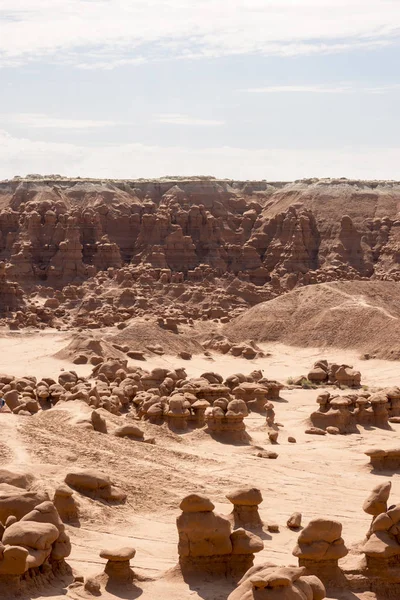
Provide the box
[325,283,398,320]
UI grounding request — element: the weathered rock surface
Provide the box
[228,563,326,600]
[2,177,400,335]
[177,492,263,577]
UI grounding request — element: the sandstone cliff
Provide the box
[0,176,400,327]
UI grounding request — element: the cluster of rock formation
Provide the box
[202,335,265,359]
[0,363,284,447]
[286,482,400,595]
[0,469,71,595]
[3,456,400,599]
[2,177,400,328]
[310,390,389,434]
[307,360,361,387]
[365,447,400,470]
[176,493,264,577]
[175,488,331,597]
[170,481,400,597]
[361,386,400,423]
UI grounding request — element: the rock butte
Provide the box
[1,176,400,599]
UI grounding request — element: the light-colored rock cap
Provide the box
[226,488,263,506]
[179,493,215,513]
[100,546,136,562]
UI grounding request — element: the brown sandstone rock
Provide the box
[363,481,392,516]
[65,470,126,503]
[228,564,326,600]
[0,484,49,523]
[226,488,263,528]
[53,485,79,523]
[287,513,302,530]
[293,518,348,585]
[100,546,136,584]
[177,492,263,577]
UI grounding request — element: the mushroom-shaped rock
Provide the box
[365,447,400,470]
[166,396,190,430]
[100,546,136,583]
[177,509,232,559]
[226,488,263,528]
[191,399,210,427]
[177,493,262,577]
[292,518,347,584]
[206,397,249,442]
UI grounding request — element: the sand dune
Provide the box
[224,280,400,359]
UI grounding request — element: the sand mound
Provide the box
[110,319,204,355]
[54,334,125,363]
[224,281,400,359]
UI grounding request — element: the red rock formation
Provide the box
[2,177,400,329]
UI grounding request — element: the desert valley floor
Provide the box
[2,177,400,600]
[1,330,400,600]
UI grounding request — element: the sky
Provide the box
[0,0,400,181]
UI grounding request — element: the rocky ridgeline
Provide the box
[1,177,400,327]
[308,384,400,436]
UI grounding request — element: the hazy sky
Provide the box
[1,0,400,180]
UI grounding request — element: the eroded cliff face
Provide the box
[0,176,400,328]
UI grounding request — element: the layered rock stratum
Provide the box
[1,176,400,330]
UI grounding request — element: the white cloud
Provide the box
[1,0,400,67]
[243,84,354,94]
[242,83,400,94]
[154,114,225,126]
[75,57,146,70]
[1,128,400,182]
[1,113,119,129]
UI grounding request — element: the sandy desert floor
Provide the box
[1,331,399,600]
